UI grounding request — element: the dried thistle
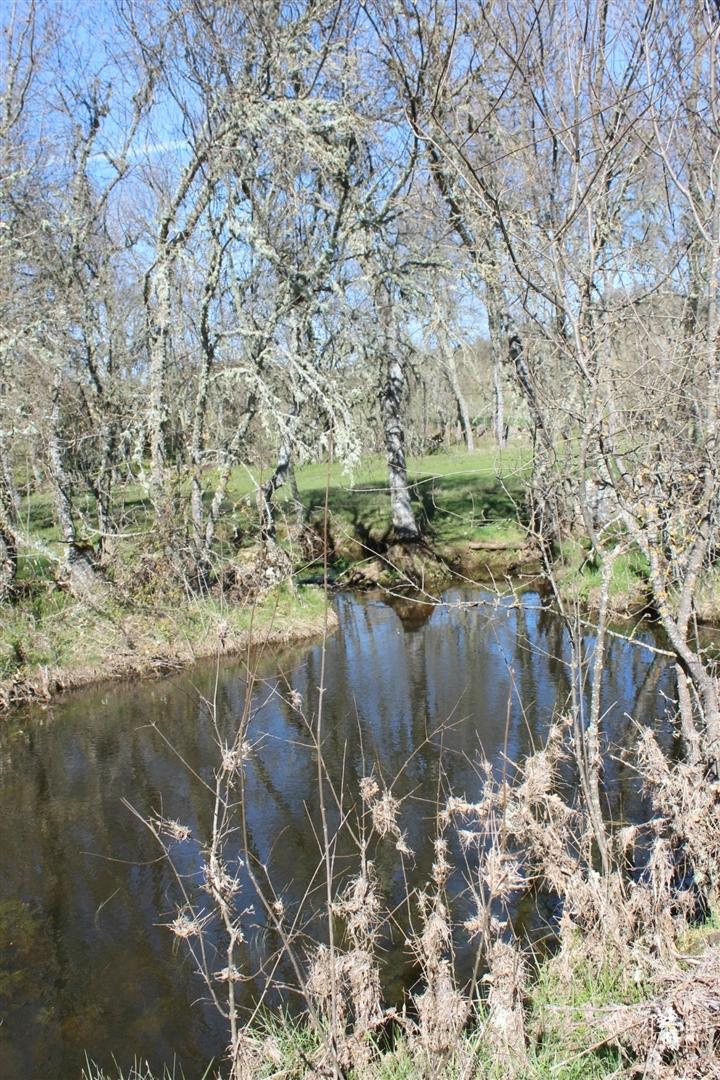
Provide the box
[371,790,400,836]
[485,939,528,1074]
[288,689,303,711]
[215,965,243,983]
[432,837,451,887]
[203,858,241,900]
[359,775,379,803]
[606,947,720,1079]
[412,894,469,1063]
[221,741,251,773]
[481,845,526,901]
[168,909,209,938]
[153,817,191,843]
[361,783,415,856]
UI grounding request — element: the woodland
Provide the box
[2,1,720,1078]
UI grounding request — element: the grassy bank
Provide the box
[551,541,650,616]
[15,444,530,553]
[10,438,717,711]
[275,444,530,549]
[0,582,335,711]
[77,698,720,1080]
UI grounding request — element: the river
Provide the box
[0,587,675,1078]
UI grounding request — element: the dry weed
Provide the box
[638,728,720,906]
[485,938,528,1073]
[607,946,720,1078]
[307,868,385,1072]
[410,892,469,1070]
[142,692,720,1080]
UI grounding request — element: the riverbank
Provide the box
[81,870,720,1080]
[0,583,335,713]
[0,542,647,717]
[4,578,717,1079]
[1,446,528,713]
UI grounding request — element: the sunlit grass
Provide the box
[1,444,534,698]
[82,1057,214,1080]
[553,541,649,612]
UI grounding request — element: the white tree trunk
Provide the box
[381,358,420,540]
[48,374,99,594]
[0,435,19,597]
[259,441,292,542]
[147,257,171,511]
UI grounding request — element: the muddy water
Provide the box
[0,588,675,1078]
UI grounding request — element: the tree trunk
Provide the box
[492,354,506,449]
[0,471,16,601]
[288,462,305,529]
[444,349,474,452]
[584,555,612,876]
[503,314,563,548]
[189,231,226,571]
[0,435,18,598]
[202,397,257,558]
[93,411,118,555]
[47,374,99,595]
[146,256,171,514]
[486,286,507,448]
[380,358,420,541]
[259,440,292,542]
[190,348,213,560]
[0,526,16,600]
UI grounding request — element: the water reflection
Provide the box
[0,588,675,1078]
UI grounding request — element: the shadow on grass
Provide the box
[301,467,528,549]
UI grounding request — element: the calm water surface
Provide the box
[0,588,675,1078]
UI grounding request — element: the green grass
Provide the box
[291,446,530,547]
[10,444,531,596]
[79,943,655,1080]
[82,1059,213,1080]
[554,542,649,613]
[678,906,720,953]
[252,1011,325,1078]
[78,978,634,1080]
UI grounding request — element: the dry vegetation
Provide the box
[80,656,720,1080]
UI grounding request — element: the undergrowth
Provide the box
[0,445,532,708]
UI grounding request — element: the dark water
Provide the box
[0,588,675,1079]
